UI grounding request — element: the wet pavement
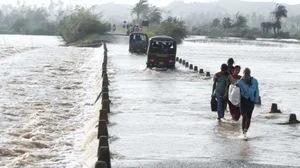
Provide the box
[107,41,300,168]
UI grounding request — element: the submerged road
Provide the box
[107,41,300,168]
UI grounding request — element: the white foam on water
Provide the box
[0,35,103,167]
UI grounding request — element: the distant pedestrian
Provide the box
[237,68,260,138]
[212,63,229,122]
[224,58,235,112]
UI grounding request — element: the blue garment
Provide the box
[217,97,225,119]
[237,77,260,103]
[214,74,228,97]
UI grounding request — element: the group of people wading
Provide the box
[211,58,260,138]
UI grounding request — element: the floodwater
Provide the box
[0,35,102,167]
[1,35,300,168]
[108,38,300,167]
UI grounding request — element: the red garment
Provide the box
[228,74,241,121]
[231,74,241,80]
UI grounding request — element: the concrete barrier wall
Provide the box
[95,43,111,168]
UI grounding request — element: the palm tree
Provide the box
[233,13,247,28]
[131,0,148,23]
[222,17,232,30]
[261,22,266,33]
[271,4,288,22]
[212,18,221,27]
[148,6,162,24]
[261,21,273,34]
[271,4,287,34]
[142,5,162,24]
[158,17,187,44]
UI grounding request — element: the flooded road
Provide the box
[108,39,300,167]
[1,35,300,168]
[0,35,102,167]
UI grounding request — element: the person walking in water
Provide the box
[237,68,260,138]
[212,64,229,122]
[227,58,235,75]
[224,58,235,112]
[224,65,242,121]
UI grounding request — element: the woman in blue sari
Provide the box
[237,68,260,137]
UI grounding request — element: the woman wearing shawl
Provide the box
[237,68,260,137]
[224,65,242,121]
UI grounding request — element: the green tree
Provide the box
[147,6,162,24]
[233,13,247,28]
[271,4,287,34]
[222,17,232,29]
[296,15,300,29]
[261,21,273,34]
[131,0,148,23]
[58,9,110,44]
[212,18,220,27]
[157,16,187,44]
[11,18,27,32]
[261,22,266,33]
[294,31,300,40]
[0,9,2,21]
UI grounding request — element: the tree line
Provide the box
[0,3,58,35]
[130,0,187,43]
[190,3,293,39]
[0,1,299,41]
[0,1,111,45]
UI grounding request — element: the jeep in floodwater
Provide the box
[129,32,148,54]
[146,36,177,69]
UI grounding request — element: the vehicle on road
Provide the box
[129,32,148,54]
[146,36,177,69]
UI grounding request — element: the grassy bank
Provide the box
[67,33,102,47]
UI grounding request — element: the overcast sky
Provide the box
[0,0,299,7]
